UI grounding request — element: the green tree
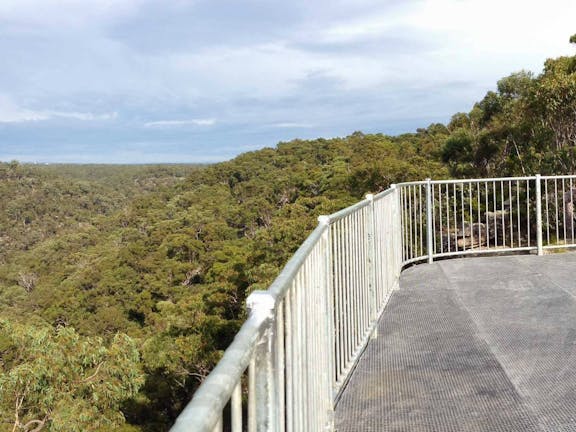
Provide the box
[0,321,143,431]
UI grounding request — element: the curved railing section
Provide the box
[400,175,576,265]
[170,175,576,432]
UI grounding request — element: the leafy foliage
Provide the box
[440,40,576,176]
[0,320,143,432]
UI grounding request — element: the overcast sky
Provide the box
[0,0,575,163]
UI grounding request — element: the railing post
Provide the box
[425,178,433,263]
[365,194,378,339]
[535,174,543,256]
[317,215,335,430]
[246,291,278,432]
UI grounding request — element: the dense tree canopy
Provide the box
[439,40,576,177]
[0,321,143,432]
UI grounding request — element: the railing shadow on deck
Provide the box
[170,174,576,432]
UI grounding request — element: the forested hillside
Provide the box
[0,163,197,263]
[0,40,575,431]
[0,134,447,431]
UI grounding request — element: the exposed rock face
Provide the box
[442,222,488,250]
[456,222,487,249]
[441,211,510,251]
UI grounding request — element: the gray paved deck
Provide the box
[335,253,576,432]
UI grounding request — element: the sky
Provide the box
[0,0,575,164]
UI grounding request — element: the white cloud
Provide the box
[144,118,216,127]
[0,0,144,31]
[318,15,394,43]
[271,122,313,128]
[44,111,118,121]
[0,97,49,122]
[0,95,117,123]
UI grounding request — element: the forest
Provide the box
[0,41,575,431]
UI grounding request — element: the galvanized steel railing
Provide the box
[170,174,576,432]
[400,175,576,265]
[170,187,401,432]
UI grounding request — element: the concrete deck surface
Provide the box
[335,253,576,432]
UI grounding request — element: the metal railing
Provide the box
[400,175,576,264]
[170,174,576,432]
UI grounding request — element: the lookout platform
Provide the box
[335,253,576,432]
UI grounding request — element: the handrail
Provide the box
[267,223,328,300]
[170,174,576,432]
[324,198,370,223]
[170,313,269,432]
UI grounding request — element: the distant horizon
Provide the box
[1,0,575,163]
[0,121,447,164]
[3,161,210,166]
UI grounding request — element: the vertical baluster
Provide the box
[333,222,340,382]
[362,207,369,334]
[527,180,531,247]
[517,180,521,247]
[413,185,417,258]
[299,274,307,432]
[493,180,498,247]
[536,174,543,255]
[232,381,242,432]
[248,357,256,432]
[477,182,481,249]
[285,292,293,432]
[508,181,513,248]
[309,248,318,429]
[500,181,506,247]
[419,185,423,257]
[545,179,550,246]
[460,183,465,251]
[301,268,309,430]
[485,181,490,248]
[438,183,444,253]
[348,215,356,352]
[353,212,360,348]
[555,179,559,244]
[453,183,458,252]
[351,214,357,358]
[399,188,405,262]
[402,187,408,262]
[571,178,574,245]
[446,183,451,252]
[333,223,341,383]
[425,180,432,263]
[432,183,437,255]
[468,182,474,250]
[563,178,567,244]
[343,217,351,368]
[414,185,418,258]
[276,302,285,432]
[356,211,364,341]
[294,280,302,431]
[364,206,371,333]
[377,199,384,304]
[340,219,347,377]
